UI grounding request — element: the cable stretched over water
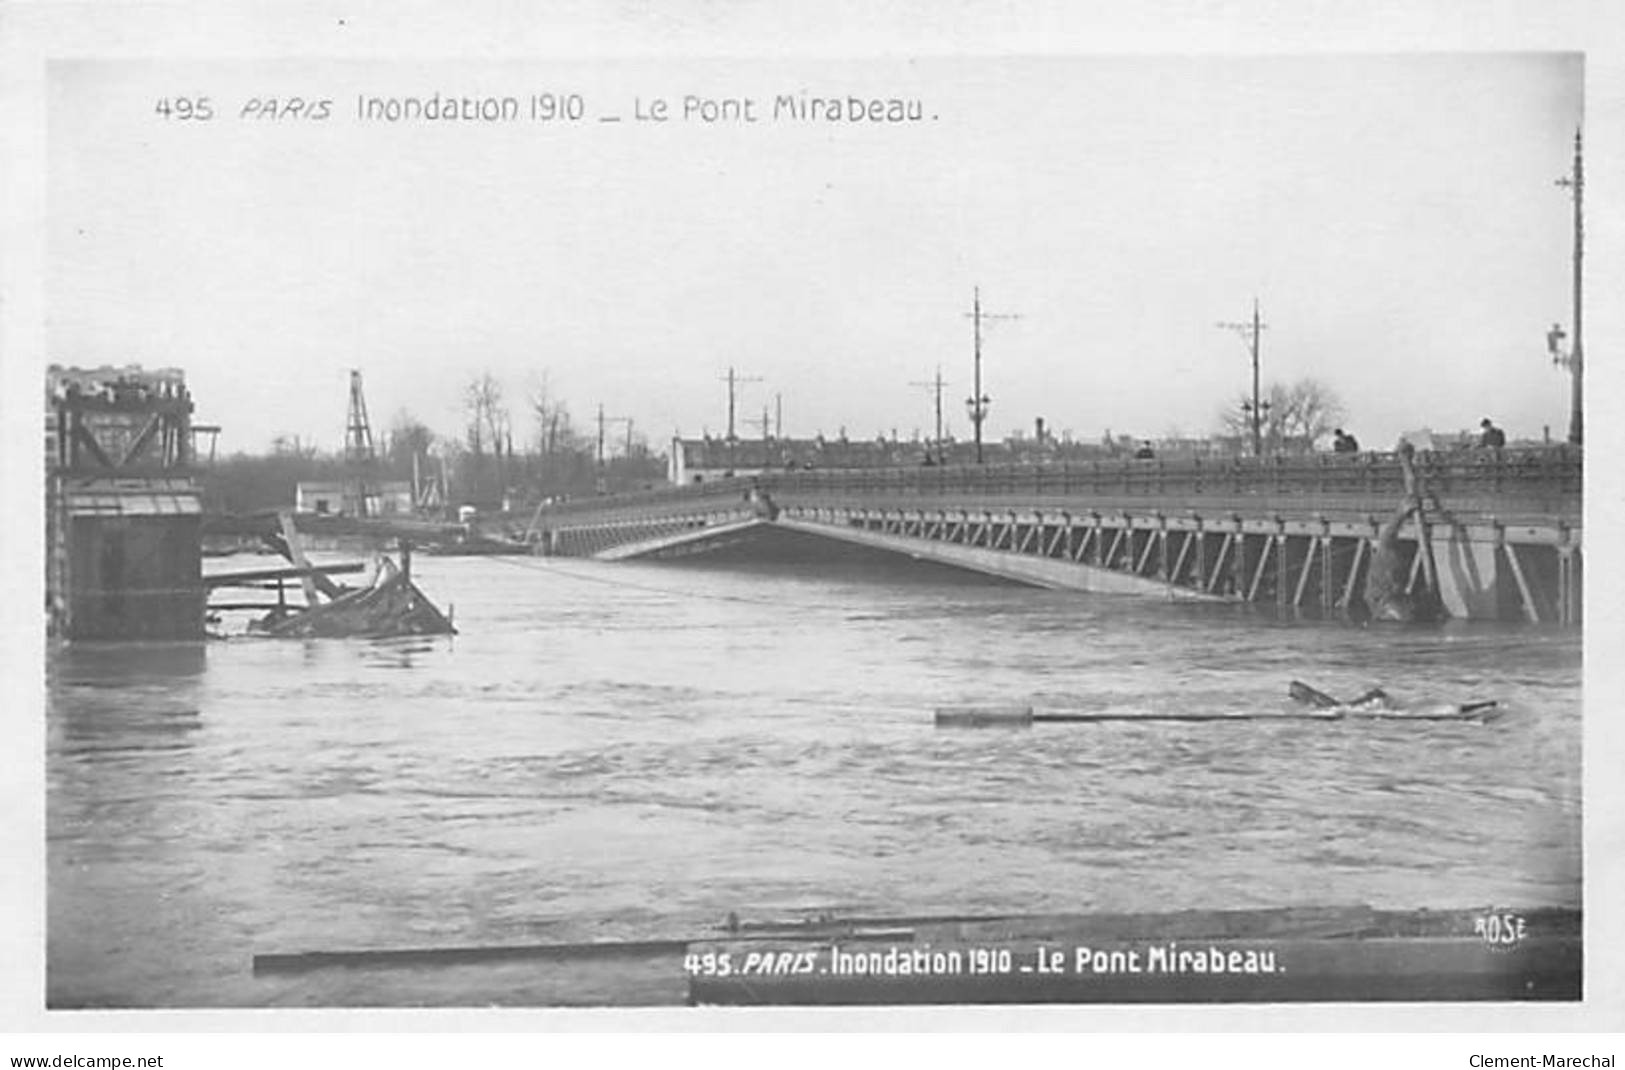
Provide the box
[479,552,791,607]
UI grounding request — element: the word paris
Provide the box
[153,92,931,125]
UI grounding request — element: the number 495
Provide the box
[155,97,214,120]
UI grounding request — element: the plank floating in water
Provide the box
[203,563,366,588]
[933,703,1499,728]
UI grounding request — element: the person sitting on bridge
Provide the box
[1133,441,1155,460]
[1479,418,1506,449]
[1332,429,1360,454]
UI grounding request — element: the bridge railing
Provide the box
[762,447,1579,499]
[530,446,1581,523]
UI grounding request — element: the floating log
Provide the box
[933,705,1037,727]
[209,602,299,612]
[933,706,1337,728]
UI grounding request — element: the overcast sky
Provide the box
[48,53,1583,454]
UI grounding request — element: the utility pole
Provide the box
[1554,127,1584,446]
[963,286,1021,464]
[775,393,783,439]
[910,366,950,463]
[718,366,762,474]
[1218,299,1269,458]
[595,403,631,493]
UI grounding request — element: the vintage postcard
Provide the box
[3,0,1620,1058]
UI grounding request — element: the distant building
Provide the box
[296,480,414,516]
[668,435,929,484]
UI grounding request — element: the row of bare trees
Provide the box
[385,371,663,510]
[1215,377,1348,454]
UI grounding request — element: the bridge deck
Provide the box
[527,449,1581,624]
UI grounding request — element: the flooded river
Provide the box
[45,552,1582,1007]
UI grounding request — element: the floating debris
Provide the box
[250,557,455,638]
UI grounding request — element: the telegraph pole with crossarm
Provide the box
[1218,299,1270,458]
[910,367,950,464]
[719,366,763,474]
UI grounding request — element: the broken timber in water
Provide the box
[207,510,456,638]
[249,557,455,638]
[934,685,1501,727]
[1286,679,1499,718]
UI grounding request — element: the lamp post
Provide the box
[963,286,1019,464]
[965,390,991,464]
[967,288,990,463]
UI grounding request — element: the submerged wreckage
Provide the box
[229,556,455,639]
[205,513,458,639]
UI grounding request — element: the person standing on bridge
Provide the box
[1332,429,1360,454]
[1479,418,1506,449]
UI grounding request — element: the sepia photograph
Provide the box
[5,2,1622,1053]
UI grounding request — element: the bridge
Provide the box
[528,448,1582,625]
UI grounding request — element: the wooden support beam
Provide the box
[1248,535,1274,603]
[204,563,367,588]
[1502,543,1542,624]
[279,507,346,598]
[1294,537,1319,608]
[1342,538,1368,609]
[1135,530,1157,575]
[1276,535,1291,607]
[1072,526,1094,563]
[1169,531,1193,588]
[1406,548,1425,596]
[1104,527,1126,570]
[1319,537,1334,612]
[118,413,163,467]
[70,419,118,470]
[1205,533,1231,593]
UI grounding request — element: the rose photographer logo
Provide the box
[1474,911,1528,952]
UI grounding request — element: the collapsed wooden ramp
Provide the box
[250,558,455,638]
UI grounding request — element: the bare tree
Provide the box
[1217,377,1347,454]
[463,372,511,501]
[527,372,581,457]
